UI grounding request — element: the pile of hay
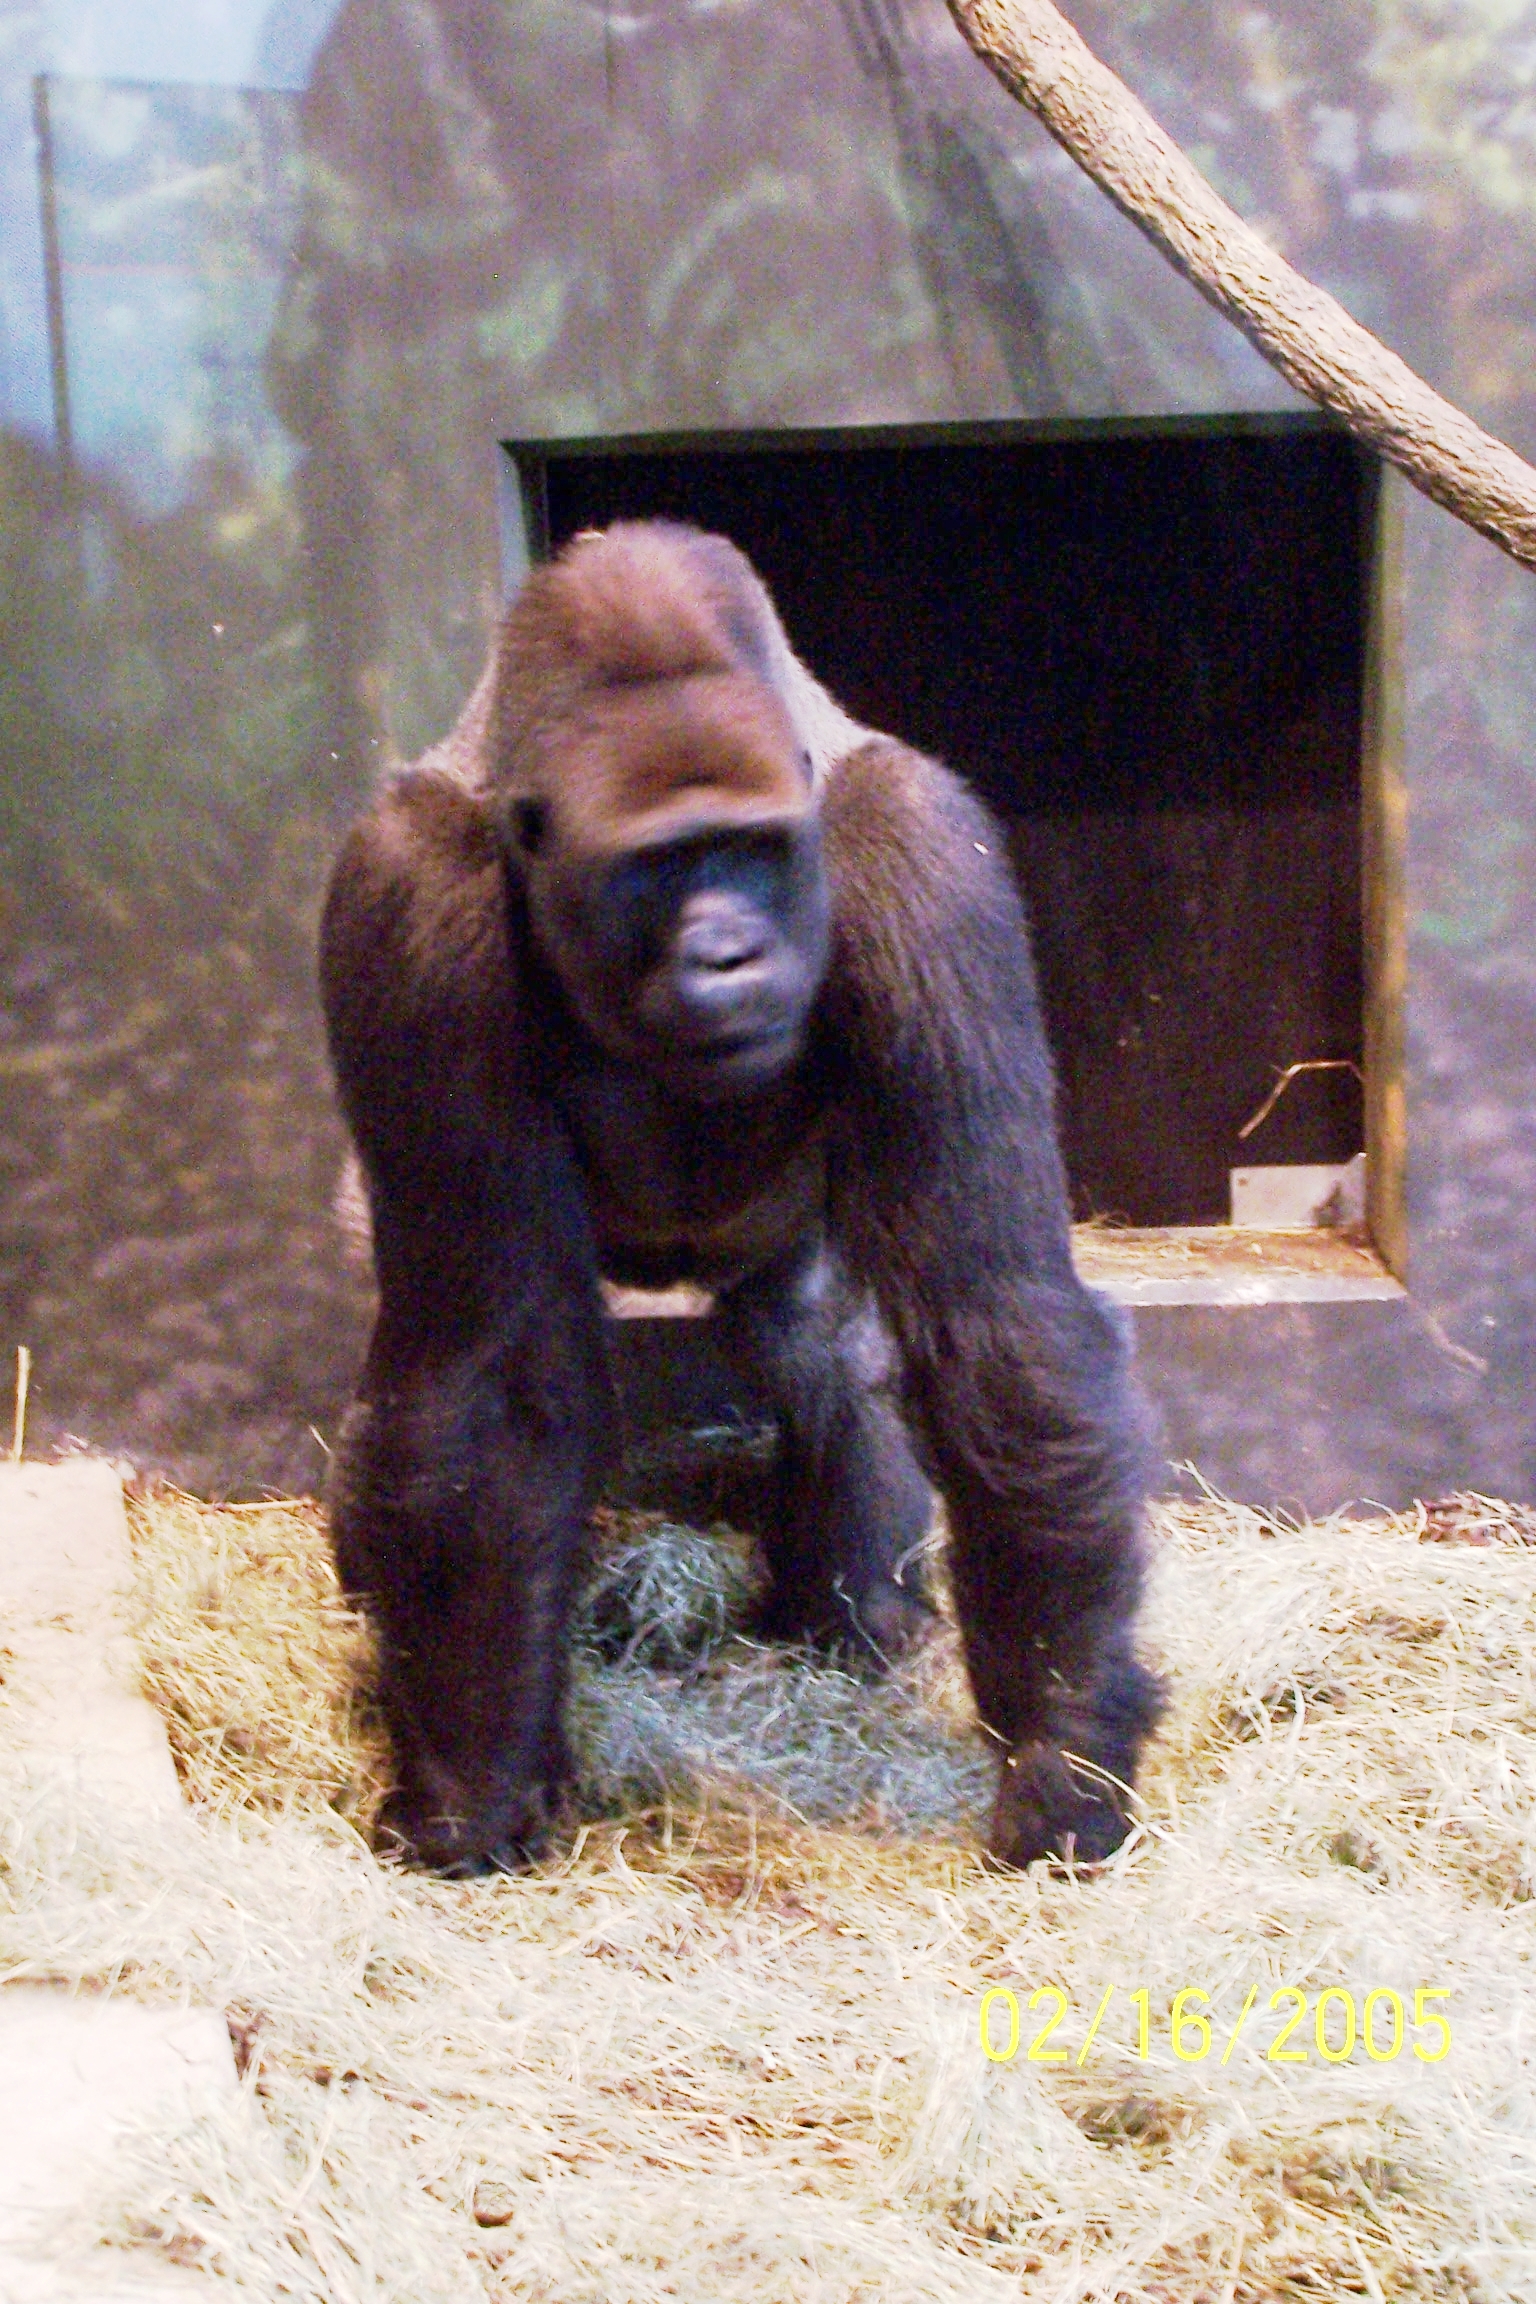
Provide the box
[3,1484,1535,2299]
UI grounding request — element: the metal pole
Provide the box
[32,74,76,506]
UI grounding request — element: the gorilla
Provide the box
[320,519,1160,1872]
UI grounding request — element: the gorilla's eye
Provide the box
[512,797,548,857]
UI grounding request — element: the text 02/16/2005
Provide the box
[979,1985,1452,2067]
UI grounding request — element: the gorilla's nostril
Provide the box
[676,892,769,973]
[696,940,760,973]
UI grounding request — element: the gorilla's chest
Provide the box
[555,1064,828,1290]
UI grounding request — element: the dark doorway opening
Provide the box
[507,419,1370,1227]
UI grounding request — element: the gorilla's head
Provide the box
[491,523,832,1099]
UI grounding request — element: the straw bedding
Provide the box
[3,1483,1535,2299]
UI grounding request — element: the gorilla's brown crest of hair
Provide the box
[518,521,747,685]
[320,518,1159,1877]
[491,523,815,855]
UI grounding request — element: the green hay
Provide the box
[2,1487,1534,2300]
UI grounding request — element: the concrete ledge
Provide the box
[0,1461,234,2299]
[0,1991,231,2302]
[0,1461,182,1810]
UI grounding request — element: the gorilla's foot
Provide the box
[843,1576,937,1665]
[756,1573,935,1670]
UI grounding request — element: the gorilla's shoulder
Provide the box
[819,735,1039,1056]
[324,764,511,1005]
[823,736,1014,909]
[370,761,503,873]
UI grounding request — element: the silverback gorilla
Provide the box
[320,521,1160,1873]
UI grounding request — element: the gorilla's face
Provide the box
[538,820,829,1098]
[511,680,830,1101]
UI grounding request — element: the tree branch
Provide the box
[946,0,1536,573]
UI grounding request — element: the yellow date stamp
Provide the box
[979,1985,1452,2067]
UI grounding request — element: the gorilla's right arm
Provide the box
[320,769,614,1868]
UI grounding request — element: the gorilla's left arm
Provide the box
[820,738,1161,1866]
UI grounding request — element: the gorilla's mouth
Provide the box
[662,1018,802,1094]
[690,1019,798,1065]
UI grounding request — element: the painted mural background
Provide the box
[0,0,1532,1501]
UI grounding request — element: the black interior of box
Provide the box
[508,421,1369,1226]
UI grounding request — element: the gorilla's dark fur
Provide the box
[320,521,1160,1872]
